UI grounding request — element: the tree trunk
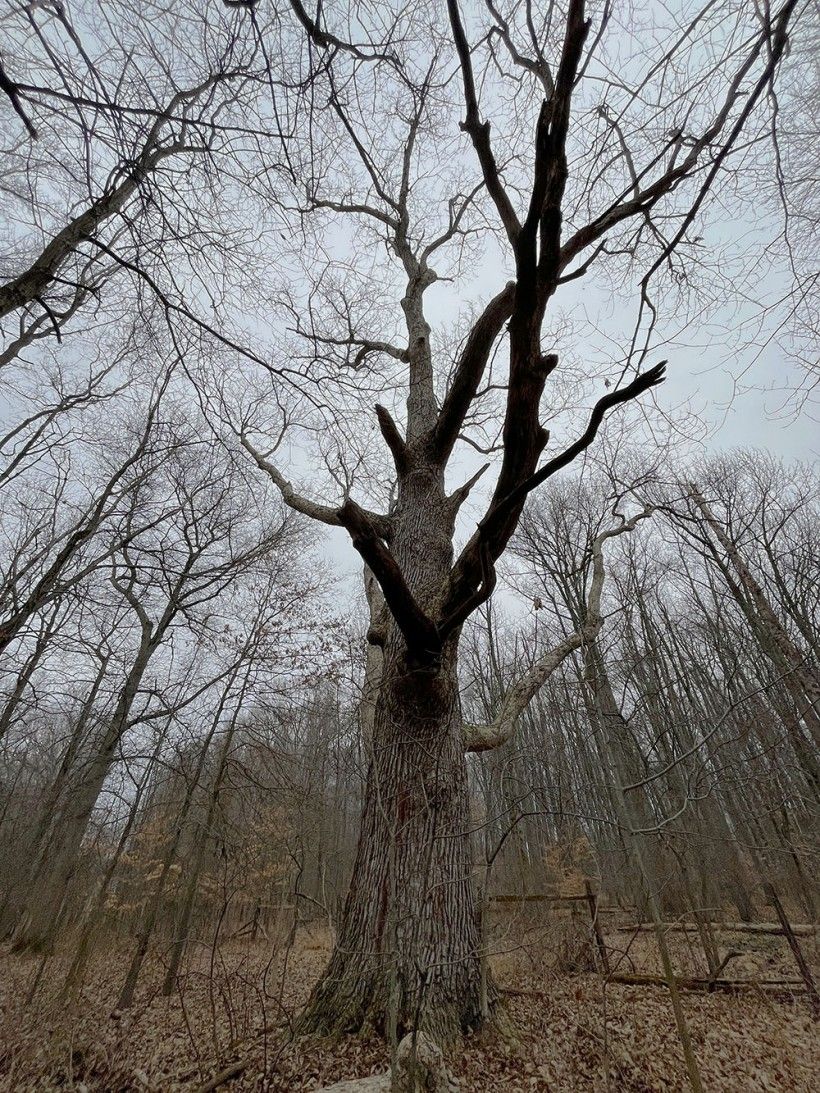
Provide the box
[11,745,117,951]
[688,485,820,786]
[298,637,484,1041]
[10,583,185,951]
[0,649,108,938]
[162,681,247,996]
[10,635,154,951]
[62,722,167,1000]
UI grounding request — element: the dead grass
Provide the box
[0,920,816,1091]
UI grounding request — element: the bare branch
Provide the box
[434,282,515,461]
[447,0,522,244]
[374,405,408,477]
[337,499,439,658]
[443,361,665,631]
[239,433,343,527]
[0,54,37,138]
[464,506,654,751]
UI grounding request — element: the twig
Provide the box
[194,1060,246,1093]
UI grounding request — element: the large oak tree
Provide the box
[233,0,802,1039]
[1,0,806,1042]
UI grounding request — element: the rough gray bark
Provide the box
[299,456,484,1040]
[300,638,482,1040]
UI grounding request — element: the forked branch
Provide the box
[337,500,440,658]
[443,361,665,634]
[481,361,666,538]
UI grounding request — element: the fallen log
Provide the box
[315,1078,388,1092]
[609,973,809,994]
[491,893,592,903]
[609,922,816,937]
[764,882,820,1020]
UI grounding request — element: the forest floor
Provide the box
[0,918,817,1091]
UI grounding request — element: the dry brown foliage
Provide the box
[0,917,817,1092]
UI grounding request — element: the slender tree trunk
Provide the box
[0,602,62,742]
[689,485,820,783]
[11,635,154,951]
[0,651,109,937]
[580,639,659,910]
[162,680,248,996]
[117,668,244,1008]
[11,741,122,951]
[582,639,704,1092]
[61,721,168,999]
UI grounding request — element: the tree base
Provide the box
[297,952,492,1045]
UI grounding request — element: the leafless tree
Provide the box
[231,0,804,1038]
[0,0,815,1062]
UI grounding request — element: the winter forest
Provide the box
[0,0,818,1090]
